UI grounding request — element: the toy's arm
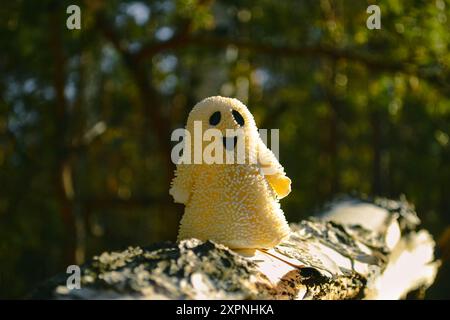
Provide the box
[169,164,195,204]
[257,140,291,199]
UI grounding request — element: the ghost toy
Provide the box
[170,96,291,251]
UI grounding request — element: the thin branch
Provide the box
[135,34,450,96]
[188,36,450,95]
[93,11,174,186]
[136,0,213,61]
[135,32,191,62]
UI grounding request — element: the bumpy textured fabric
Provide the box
[170,96,291,249]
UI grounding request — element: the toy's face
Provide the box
[186,97,257,151]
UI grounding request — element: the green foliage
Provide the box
[0,0,449,298]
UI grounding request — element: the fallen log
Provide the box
[31,196,440,300]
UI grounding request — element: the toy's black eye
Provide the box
[209,111,221,126]
[232,110,245,126]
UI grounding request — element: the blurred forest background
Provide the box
[0,0,450,298]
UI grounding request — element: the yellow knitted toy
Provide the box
[170,96,291,249]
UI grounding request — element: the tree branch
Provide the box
[135,34,450,97]
[94,12,174,184]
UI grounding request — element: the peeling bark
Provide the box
[31,197,440,300]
